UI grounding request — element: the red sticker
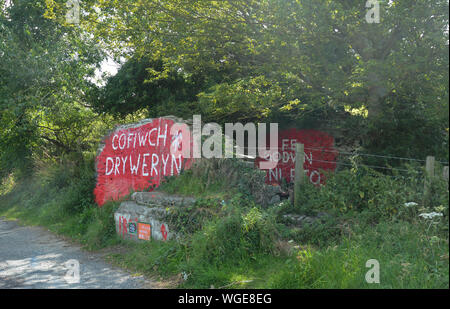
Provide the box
[138,223,151,241]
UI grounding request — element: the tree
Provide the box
[0,0,104,177]
[46,0,450,159]
[90,56,201,117]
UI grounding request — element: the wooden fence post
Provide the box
[424,156,435,206]
[294,143,304,208]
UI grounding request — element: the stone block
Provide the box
[114,201,175,242]
[132,191,196,207]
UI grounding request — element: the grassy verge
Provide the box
[0,160,120,250]
[104,210,449,288]
[0,159,448,288]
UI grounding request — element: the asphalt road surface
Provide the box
[0,218,155,289]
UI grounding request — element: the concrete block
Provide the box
[132,191,196,207]
[114,201,175,242]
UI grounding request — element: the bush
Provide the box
[0,155,121,250]
[165,197,223,234]
[280,214,345,247]
[82,201,120,249]
[189,205,278,266]
[61,159,97,214]
[35,156,97,214]
[287,166,448,220]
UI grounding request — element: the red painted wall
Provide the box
[255,129,337,185]
[94,120,337,205]
[94,118,193,206]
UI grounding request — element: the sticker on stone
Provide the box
[138,222,151,241]
[128,222,137,234]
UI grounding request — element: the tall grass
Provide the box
[0,159,448,288]
[0,157,120,249]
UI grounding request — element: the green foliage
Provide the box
[0,157,119,249]
[90,57,202,118]
[0,0,105,176]
[198,76,283,124]
[82,200,120,249]
[189,205,277,267]
[108,240,186,278]
[269,219,449,289]
[0,0,448,290]
[286,166,448,219]
[77,0,449,160]
[361,93,449,165]
[164,197,223,235]
[1,162,448,288]
[158,169,232,199]
[37,155,97,214]
[158,158,267,202]
[3,0,447,177]
[277,212,345,247]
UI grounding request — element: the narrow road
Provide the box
[0,218,154,289]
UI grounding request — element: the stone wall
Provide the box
[190,158,285,207]
[114,191,196,241]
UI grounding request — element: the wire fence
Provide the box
[233,145,449,177]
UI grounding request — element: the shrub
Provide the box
[165,197,223,234]
[189,205,278,266]
[82,201,120,249]
[286,166,448,220]
[60,158,97,214]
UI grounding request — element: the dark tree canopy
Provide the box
[0,0,448,176]
[91,57,202,117]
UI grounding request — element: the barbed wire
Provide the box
[238,153,423,173]
[234,145,449,165]
[311,159,421,173]
[305,147,449,165]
